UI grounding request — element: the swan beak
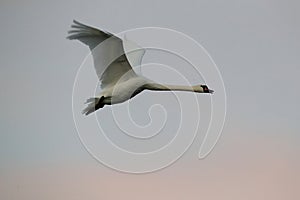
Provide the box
[209,89,214,94]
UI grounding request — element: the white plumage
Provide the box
[67,20,213,115]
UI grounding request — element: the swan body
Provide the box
[67,20,213,115]
[100,76,149,104]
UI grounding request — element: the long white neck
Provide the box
[144,83,202,93]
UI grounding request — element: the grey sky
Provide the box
[0,0,299,199]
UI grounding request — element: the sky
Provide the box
[0,0,299,199]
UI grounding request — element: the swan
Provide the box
[67,20,214,115]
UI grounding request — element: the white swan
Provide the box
[67,20,214,115]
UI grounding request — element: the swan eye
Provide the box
[201,85,209,93]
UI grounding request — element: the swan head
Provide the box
[193,85,214,93]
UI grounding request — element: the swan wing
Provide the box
[67,20,145,88]
[123,35,146,75]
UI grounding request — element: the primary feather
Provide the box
[67,20,144,89]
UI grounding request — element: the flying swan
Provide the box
[67,20,214,115]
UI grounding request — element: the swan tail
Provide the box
[82,96,105,115]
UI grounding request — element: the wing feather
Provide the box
[67,20,144,88]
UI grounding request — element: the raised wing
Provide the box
[67,20,145,88]
[123,34,146,75]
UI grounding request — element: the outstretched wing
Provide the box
[67,20,144,88]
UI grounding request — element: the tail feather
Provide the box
[85,97,98,104]
[82,97,105,115]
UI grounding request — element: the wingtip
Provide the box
[72,19,90,28]
[72,19,81,26]
[67,20,83,40]
[73,19,79,24]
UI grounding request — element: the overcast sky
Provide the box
[0,0,299,199]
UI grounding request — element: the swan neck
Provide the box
[146,83,196,92]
